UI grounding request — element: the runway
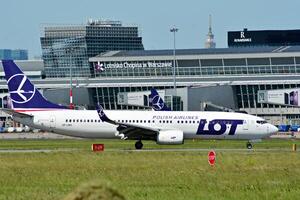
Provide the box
[0,147,294,153]
[0,149,78,153]
[119,148,294,152]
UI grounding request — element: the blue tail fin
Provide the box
[149,88,171,111]
[2,60,67,109]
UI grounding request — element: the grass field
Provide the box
[0,139,300,200]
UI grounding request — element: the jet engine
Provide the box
[156,130,184,145]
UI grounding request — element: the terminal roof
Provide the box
[95,46,300,58]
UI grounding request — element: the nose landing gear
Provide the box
[135,140,143,149]
[246,142,253,149]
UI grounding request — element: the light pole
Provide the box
[66,47,76,109]
[170,26,178,96]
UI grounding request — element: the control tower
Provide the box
[204,15,216,48]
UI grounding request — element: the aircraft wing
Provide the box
[96,105,159,140]
[1,108,33,118]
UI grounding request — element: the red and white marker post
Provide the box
[69,89,74,109]
[208,150,216,166]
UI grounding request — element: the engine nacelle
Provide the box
[156,130,184,145]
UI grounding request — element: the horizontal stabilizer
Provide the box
[1,108,33,118]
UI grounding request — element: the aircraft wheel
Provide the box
[135,141,143,150]
[246,142,253,149]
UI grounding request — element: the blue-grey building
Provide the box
[40,19,144,78]
[0,49,28,60]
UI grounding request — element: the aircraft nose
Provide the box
[269,124,278,134]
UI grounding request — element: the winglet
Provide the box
[96,104,110,122]
[149,88,171,111]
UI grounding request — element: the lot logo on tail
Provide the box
[149,88,171,111]
[8,74,36,104]
[2,60,67,109]
[152,95,165,111]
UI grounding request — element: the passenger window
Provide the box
[91,120,93,122]
[65,119,68,123]
[80,119,82,122]
[77,119,79,122]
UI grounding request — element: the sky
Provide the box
[1,0,300,58]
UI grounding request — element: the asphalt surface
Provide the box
[0,132,75,139]
[0,147,295,153]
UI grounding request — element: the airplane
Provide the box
[149,88,171,111]
[1,60,278,149]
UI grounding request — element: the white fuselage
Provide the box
[13,109,277,141]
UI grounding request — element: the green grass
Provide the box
[0,139,299,200]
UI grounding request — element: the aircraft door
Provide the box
[50,115,56,128]
[243,120,249,130]
[36,115,55,129]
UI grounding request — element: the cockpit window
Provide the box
[256,120,267,124]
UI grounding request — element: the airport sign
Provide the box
[258,88,300,106]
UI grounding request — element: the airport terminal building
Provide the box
[87,46,300,125]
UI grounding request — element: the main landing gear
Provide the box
[135,140,143,150]
[246,142,253,149]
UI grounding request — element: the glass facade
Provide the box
[93,57,300,78]
[0,49,28,60]
[235,84,300,109]
[40,20,144,78]
[41,37,90,78]
[93,86,176,110]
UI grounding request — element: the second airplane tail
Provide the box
[149,88,171,111]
